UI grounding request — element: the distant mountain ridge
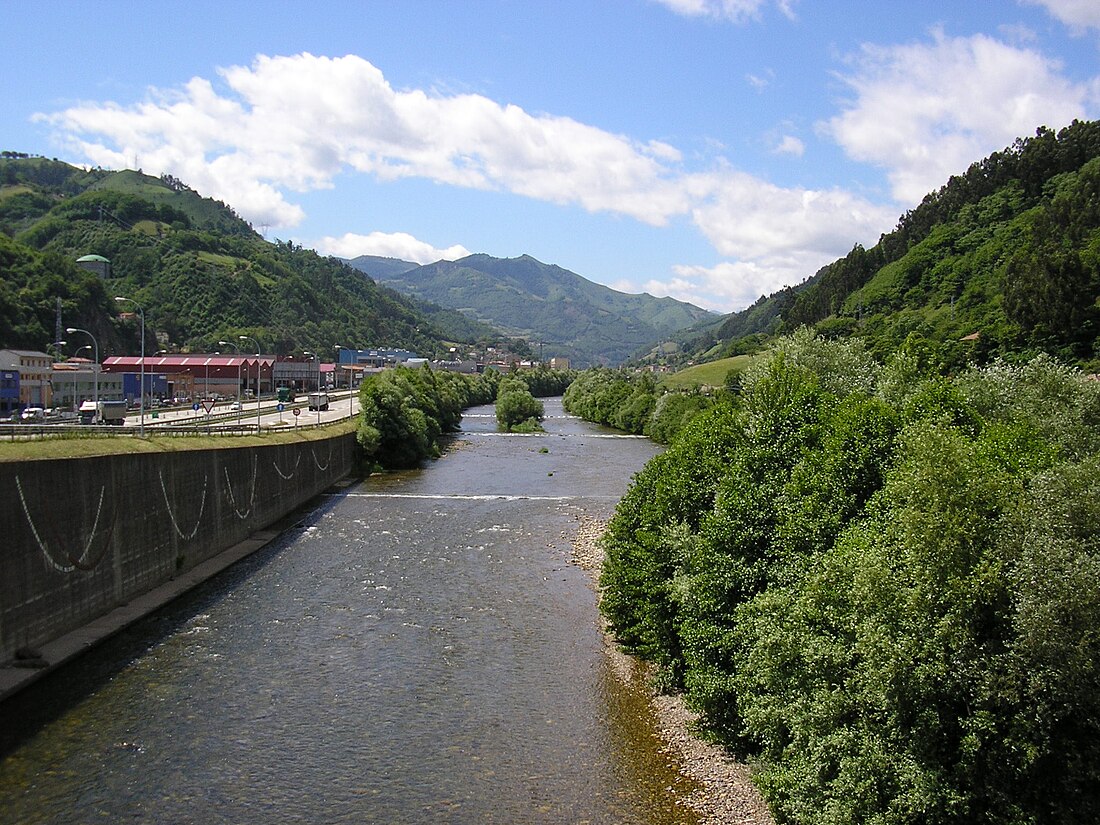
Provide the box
[347,252,713,366]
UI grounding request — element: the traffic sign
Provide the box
[192,402,201,411]
[277,403,285,412]
[293,408,301,416]
[202,400,215,414]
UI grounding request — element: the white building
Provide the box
[0,349,52,407]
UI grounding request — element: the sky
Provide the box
[3,1,1099,313]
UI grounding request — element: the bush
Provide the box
[495,378,545,431]
[597,332,1100,822]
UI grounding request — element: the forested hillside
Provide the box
[674,120,1100,371]
[0,158,491,356]
[350,252,714,366]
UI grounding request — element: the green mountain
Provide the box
[673,120,1100,371]
[348,254,420,281]
[348,252,714,366]
[0,158,500,358]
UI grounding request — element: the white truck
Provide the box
[79,400,127,425]
[307,392,330,411]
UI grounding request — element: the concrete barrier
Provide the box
[0,433,355,666]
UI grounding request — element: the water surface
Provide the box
[0,400,696,824]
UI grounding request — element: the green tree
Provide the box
[495,377,544,431]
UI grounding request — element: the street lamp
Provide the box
[219,340,243,425]
[239,335,260,430]
[304,350,322,424]
[335,344,353,419]
[115,296,145,436]
[66,327,98,413]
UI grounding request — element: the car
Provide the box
[21,407,46,422]
[228,401,242,411]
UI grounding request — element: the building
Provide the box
[50,359,123,409]
[101,354,274,400]
[273,356,328,393]
[335,347,420,369]
[75,254,111,279]
[0,368,19,416]
[0,349,52,408]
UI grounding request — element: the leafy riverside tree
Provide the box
[595,329,1100,824]
[562,366,716,443]
[357,365,496,470]
[495,377,545,432]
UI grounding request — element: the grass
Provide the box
[197,251,251,270]
[0,418,357,463]
[659,355,756,390]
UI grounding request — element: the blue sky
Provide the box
[3,0,1098,312]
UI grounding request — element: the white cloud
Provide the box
[773,134,805,156]
[653,0,797,23]
[643,251,826,311]
[316,231,471,264]
[40,53,690,230]
[635,167,896,311]
[823,30,1098,204]
[691,168,895,261]
[746,70,775,90]
[1021,0,1100,31]
[38,51,901,313]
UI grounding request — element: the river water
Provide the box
[0,399,700,824]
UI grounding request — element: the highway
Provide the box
[124,389,360,431]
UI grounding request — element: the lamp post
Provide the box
[219,340,243,425]
[304,350,322,424]
[334,344,353,419]
[115,296,145,435]
[239,335,260,430]
[65,327,98,413]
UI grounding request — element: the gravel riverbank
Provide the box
[568,514,775,825]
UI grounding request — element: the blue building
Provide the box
[0,369,19,416]
[122,372,169,403]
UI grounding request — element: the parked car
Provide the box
[21,407,46,423]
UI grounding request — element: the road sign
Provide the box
[202,400,215,414]
[192,402,201,411]
[293,408,301,416]
[277,403,285,412]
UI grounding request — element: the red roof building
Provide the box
[102,355,276,394]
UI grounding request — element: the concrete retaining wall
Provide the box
[0,433,355,662]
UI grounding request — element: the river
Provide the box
[0,399,701,824]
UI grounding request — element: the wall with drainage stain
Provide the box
[0,433,355,662]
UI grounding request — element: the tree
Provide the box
[495,377,544,431]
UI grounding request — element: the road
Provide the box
[125,389,359,430]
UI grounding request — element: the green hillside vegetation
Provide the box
[347,254,420,280]
[0,232,126,353]
[350,252,714,366]
[670,120,1100,372]
[658,355,755,391]
[0,158,513,357]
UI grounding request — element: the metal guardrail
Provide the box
[0,415,347,441]
[2,392,358,442]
